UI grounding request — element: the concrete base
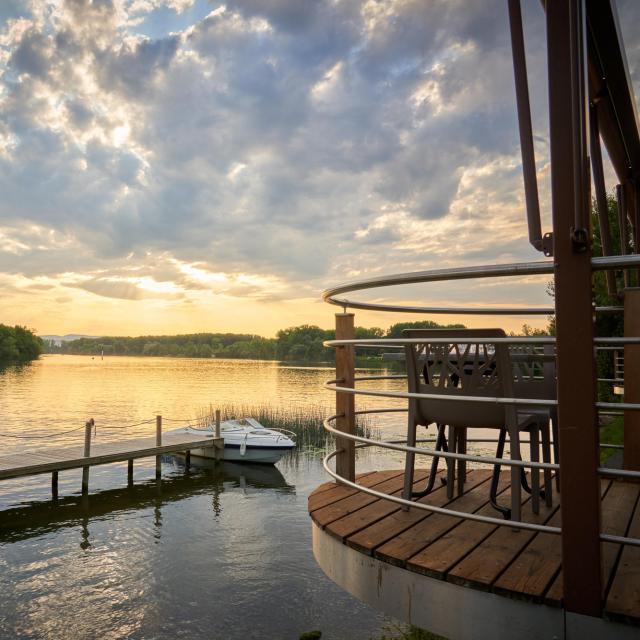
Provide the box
[312,522,635,640]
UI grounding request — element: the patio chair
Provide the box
[402,329,553,522]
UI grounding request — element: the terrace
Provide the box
[307,2,640,638]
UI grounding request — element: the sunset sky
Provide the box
[0,0,638,337]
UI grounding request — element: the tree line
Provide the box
[0,325,43,363]
[42,321,466,362]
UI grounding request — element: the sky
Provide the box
[0,0,639,337]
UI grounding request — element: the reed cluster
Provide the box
[195,403,375,452]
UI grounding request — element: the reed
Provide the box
[194,403,376,452]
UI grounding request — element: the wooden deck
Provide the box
[0,433,224,480]
[308,469,640,625]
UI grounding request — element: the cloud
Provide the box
[0,0,638,330]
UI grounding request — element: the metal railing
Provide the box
[320,258,640,551]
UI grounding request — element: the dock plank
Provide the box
[0,434,223,480]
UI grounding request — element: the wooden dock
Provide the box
[0,417,224,499]
[309,469,640,627]
[0,432,223,481]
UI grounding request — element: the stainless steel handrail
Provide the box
[324,415,558,471]
[322,448,562,534]
[327,381,640,411]
[322,255,640,314]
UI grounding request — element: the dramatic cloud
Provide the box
[0,0,638,335]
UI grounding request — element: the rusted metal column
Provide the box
[589,103,617,295]
[547,0,602,617]
[507,0,543,253]
[624,288,640,471]
[335,313,355,483]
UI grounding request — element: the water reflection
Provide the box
[0,461,292,546]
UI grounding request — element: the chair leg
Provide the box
[490,427,510,519]
[530,427,540,515]
[509,427,522,525]
[403,414,418,509]
[551,414,560,491]
[412,423,447,498]
[447,426,457,499]
[457,428,467,497]
[541,420,553,507]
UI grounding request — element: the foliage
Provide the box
[44,321,465,363]
[600,415,624,464]
[372,624,445,640]
[0,325,42,363]
[591,193,625,402]
[386,321,465,338]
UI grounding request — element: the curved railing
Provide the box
[320,255,640,547]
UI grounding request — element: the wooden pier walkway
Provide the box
[0,432,223,481]
[0,414,225,499]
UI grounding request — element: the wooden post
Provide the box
[547,0,602,616]
[624,288,640,471]
[52,471,58,500]
[185,450,191,470]
[82,419,93,495]
[335,313,355,483]
[127,459,134,486]
[156,415,162,480]
[215,410,222,460]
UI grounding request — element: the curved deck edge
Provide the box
[311,522,637,640]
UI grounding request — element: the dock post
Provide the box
[52,471,58,500]
[82,419,93,495]
[214,409,222,460]
[185,450,191,470]
[335,313,356,483]
[156,415,162,480]
[624,288,640,471]
[127,459,134,486]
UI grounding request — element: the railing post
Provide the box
[547,0,602,617]
[82,419,93,495]
[624,288,640,471]
[335,313,355,483]
[156,415,162,480]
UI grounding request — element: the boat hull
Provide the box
[190,444,294,465]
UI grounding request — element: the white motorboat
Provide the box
[165,417,296,465]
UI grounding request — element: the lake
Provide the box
[0,355,414,640]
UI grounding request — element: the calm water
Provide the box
[0,355,412,640]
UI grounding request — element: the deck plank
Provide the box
[606,487,640,622]
[346,470,489,555]
[308,471,393,512]
[406,482,517,579]
[311,470,406,528]
[440,490,558,590]
[326,470,430,540]
[492,508,562,601]
[307,471,640,623]
[376,472,511,566]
